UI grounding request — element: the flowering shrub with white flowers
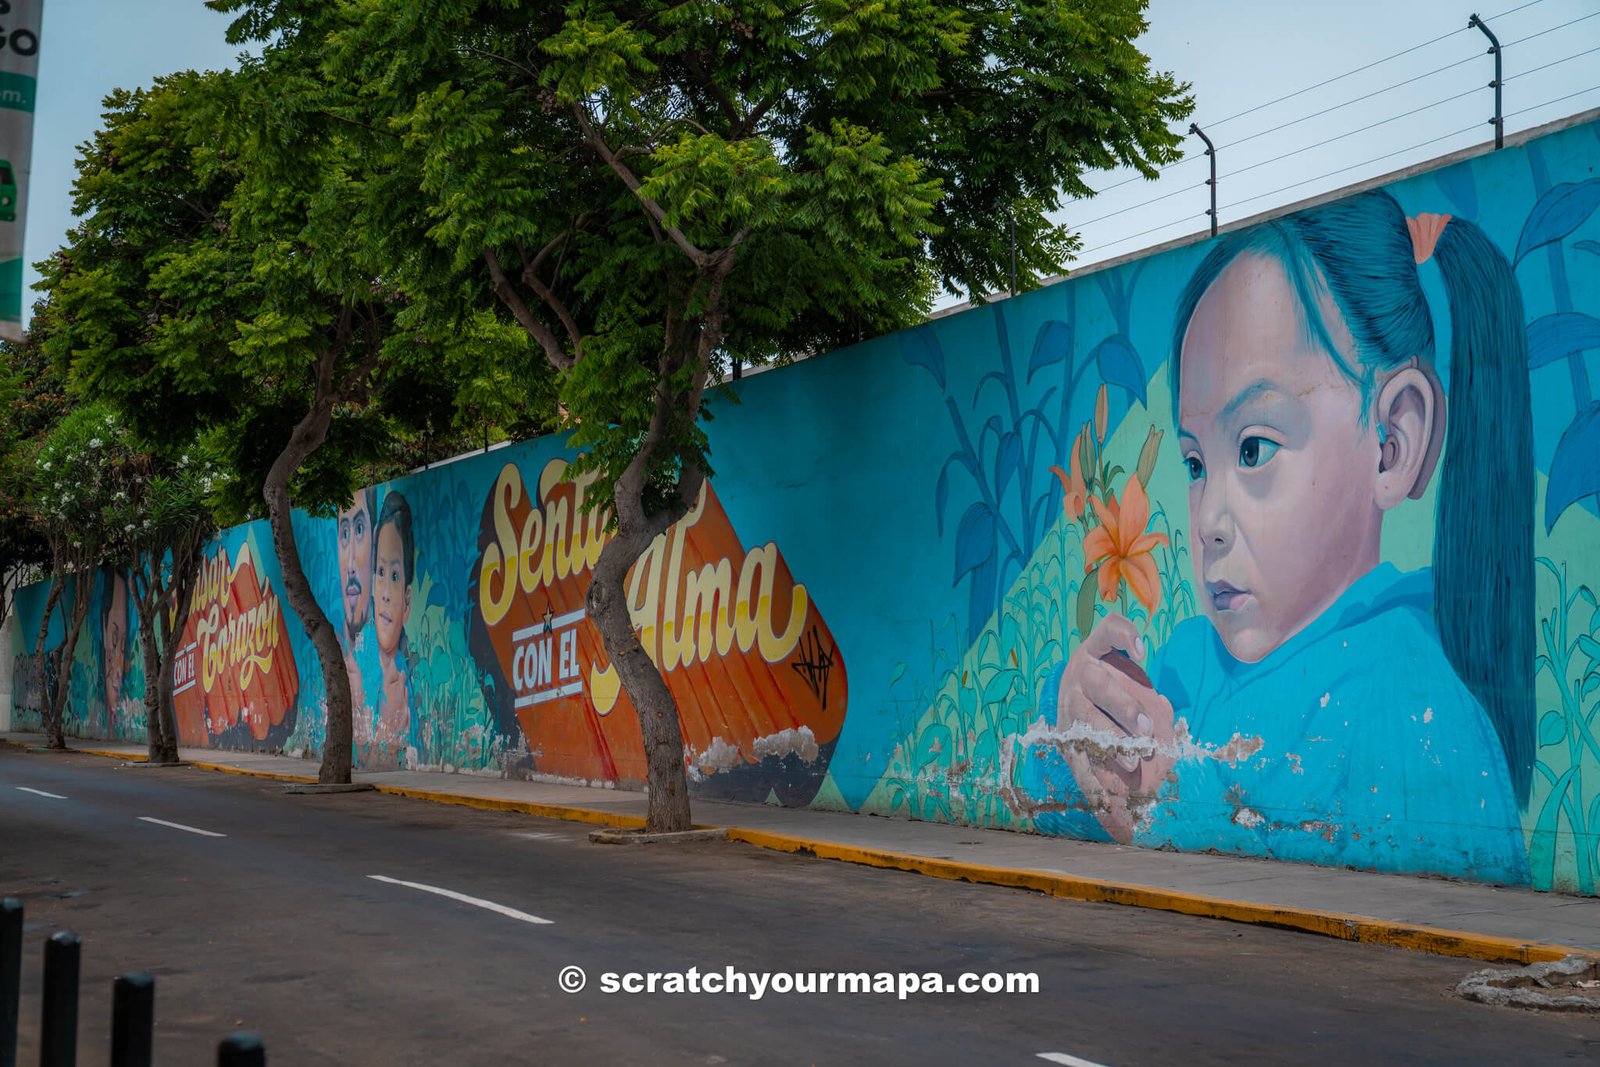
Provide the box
[26,403,224,753]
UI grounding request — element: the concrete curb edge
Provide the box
[6,736,1588,965]
[722,828,1583,966]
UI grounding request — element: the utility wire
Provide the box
[1071,0,1589,259]
[1070,180,1205,229]
[1506,84,1600,120]
[1504,9,1600,48]
[1079,120,1486,260]
[1069,0,1548,203]
[1071,28,1597,244]
[1504,43,1600,83]
[1224,53,1480,151]
[1076,152,1202,201]
[1225,85,1482,182]
[1076,210,1203,259]
[1208,0,1545,129]
[1070,82,1480,233]
[1222,123,1484,213]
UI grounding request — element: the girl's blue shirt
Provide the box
[1021,563,1529,884]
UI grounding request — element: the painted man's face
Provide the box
[103,575,128,713]
[374,522,411,659]
[337,500,374,637]
[1177,253,1386,663]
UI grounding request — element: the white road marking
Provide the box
[137,816,226,838]
[510,832,565,841]
[368,875,552,925]
[15,786,67,799]
[1038,1054,1112,1067]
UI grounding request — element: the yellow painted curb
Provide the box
[190,761,318,784]
[75,747,147,762]
[10,735,1588,965]
[722,827,1585,966]
[369,784,648,829]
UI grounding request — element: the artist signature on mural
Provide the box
[792,626,836,709]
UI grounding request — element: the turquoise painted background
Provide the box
[13,115,1600,894]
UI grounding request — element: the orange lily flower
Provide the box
[1048,428,1089,520]
[1084,474,1169,614]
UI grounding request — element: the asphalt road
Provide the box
[2,746,1597,1066]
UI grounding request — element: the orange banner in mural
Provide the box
[474,460,848,788]
[172,543,300,746]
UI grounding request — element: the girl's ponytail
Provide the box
[1431,218,1535,806]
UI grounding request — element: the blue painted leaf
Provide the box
[1028,320,1073,382]
[972,368,1010,407]
[1580,634,1600,663]
[1091,333,1148,406]
[1528,312,1600,369]
[1515,178,1600,265]
[966,553,997,644]
[934,463,950,537]
[899,327,946,391]
[953,501,996,583]
[1578,240,1600,258]
[981,668,1022,704]
[994,432,1023,498]
[1546,401,1600,533]
[1433,165,1478,219]
[1539,710,1566,747]
[1029,494,1050,543]
[889,662,908,686]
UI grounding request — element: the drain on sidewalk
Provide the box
[589,827,728,845]
[1458,955,1600,1011]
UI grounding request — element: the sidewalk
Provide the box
[5,730,1595,965]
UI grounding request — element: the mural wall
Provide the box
[13,114,1600,894]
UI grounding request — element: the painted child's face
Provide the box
[337,500,373,637]
[103,576,127,712]
[374,522,410,658]
[1177,253,1385,663]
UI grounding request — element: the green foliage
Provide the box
[1530,556,1600,894]
[0,303,68,585]
[43,63,508,526]
[209,0,1190,525]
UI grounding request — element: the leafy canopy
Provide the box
[205,0,1188,522]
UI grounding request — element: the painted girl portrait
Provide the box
[373,490,415,754]
[336,487,379,740]
[1021,189,1531,884]
[99,570,132,732]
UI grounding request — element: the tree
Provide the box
[102,436,221,765]
[42,64,504,782]
[213,0,1190,831]
[26,406,125,748]
[0,303,67,633]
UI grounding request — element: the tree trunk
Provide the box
[580,288,723,833]
[587,525,693,833]
[44,569,93,750]
[135,598,173,762]
[151,554,199,765]
[265,344,354,784]
[32,579,61,742]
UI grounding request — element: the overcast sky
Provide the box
[20,0,1600,325]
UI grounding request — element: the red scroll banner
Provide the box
[172,542,300,746]
[474,460,847,801]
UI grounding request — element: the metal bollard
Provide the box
[109,973,154,1067]
[1,899,20,1067]
[216,1032,265,1067]
[40,931,80,1067]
